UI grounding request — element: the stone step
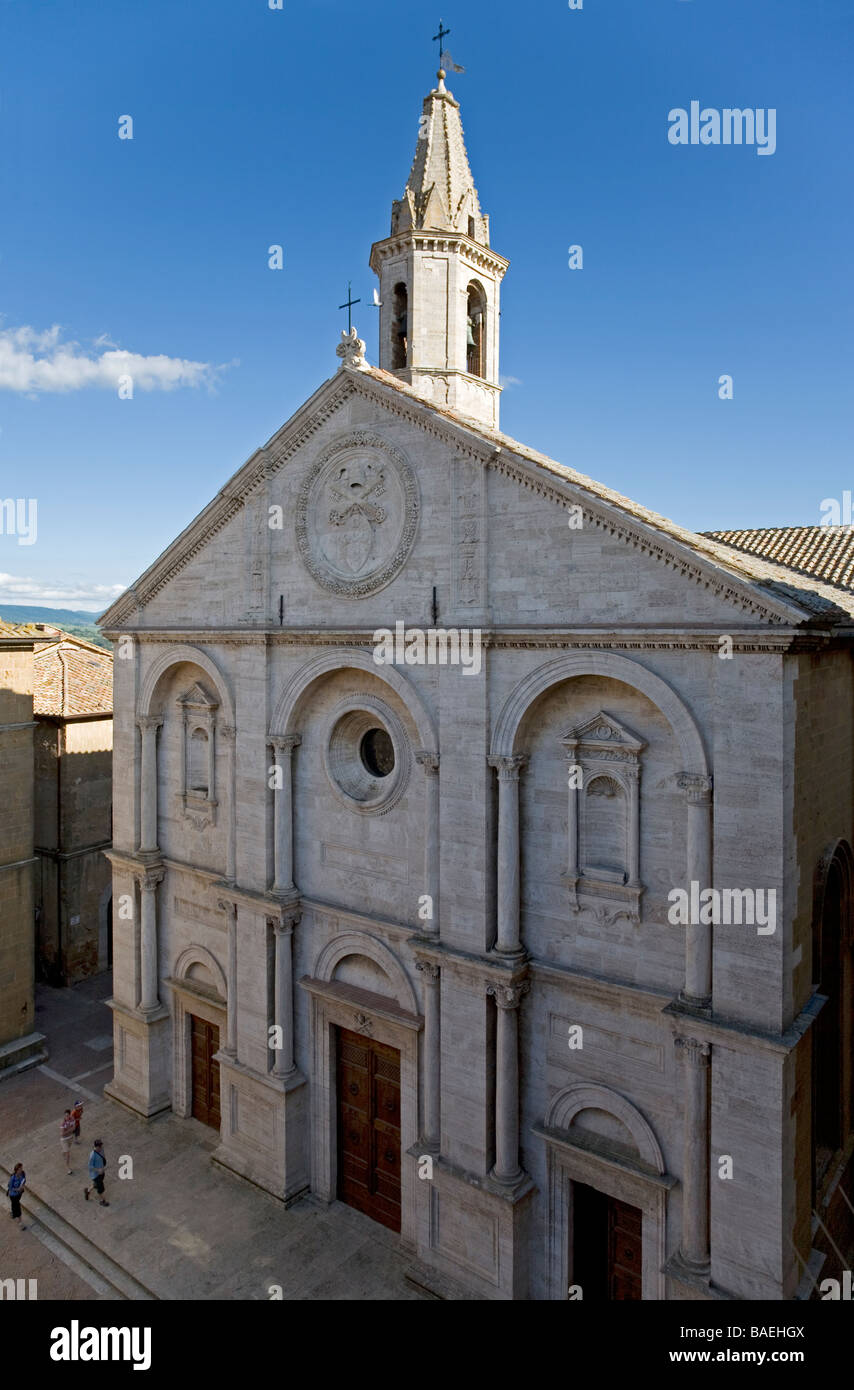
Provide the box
[0,1161,158,1301]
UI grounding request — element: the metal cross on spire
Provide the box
[338,282,361,333]
[433,18,451,63]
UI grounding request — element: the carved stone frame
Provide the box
[178,682,219,830]
[295,431,420,597]
[562,710,646,925]
[301,975,422,1251]
[535,1083,673,1301]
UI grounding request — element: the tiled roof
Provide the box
[702,527,854,593]
[30,632,113,717]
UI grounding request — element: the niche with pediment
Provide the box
[177,682,219,829]
[561,711,646,924]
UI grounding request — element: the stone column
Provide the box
[488,755,527,955]
[415,752,440,936]
[563,746,580,879]
[678,774,714,1008]
[416,960,441,1150]
[271,735,300,896]
[626,765,642,887]
[220,726,237,882]
[487,980,529,1184]
[675,1036,711,1271]
[270,912,299,1078]
[139,868,164,1012]
[138,716,163,854]
[217,899,238,1055]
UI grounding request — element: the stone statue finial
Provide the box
[336,327,368,371]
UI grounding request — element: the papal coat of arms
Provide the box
[295,432,419,596]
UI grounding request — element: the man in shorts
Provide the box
[60,1109,75,1174]
[84,1139,109,1206]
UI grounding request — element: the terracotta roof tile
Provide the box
[29,633,113,717]
[703,526,854,593]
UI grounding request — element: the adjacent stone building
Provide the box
[99,68,854,1299]
[0,624,46,1077]
[32,632,114,983]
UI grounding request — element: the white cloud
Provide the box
[0,323,229,394]
[0,572,126,611]
[499,374,522,389]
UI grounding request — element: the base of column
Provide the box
[105,999,171,1118]
[410,1150,535,1299]
[665,1251,730,1302]
[212,1053,309,1205]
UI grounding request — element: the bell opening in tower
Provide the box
[466,283,486,378]
[392,282,408,369]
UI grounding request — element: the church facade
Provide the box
[100,68,854,1300]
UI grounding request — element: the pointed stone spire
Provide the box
[391,70,490,245]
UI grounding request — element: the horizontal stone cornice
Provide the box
[93,626,839,654]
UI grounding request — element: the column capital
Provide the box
[270,733,301,754]
[137,715,163,734]
[139,867,164,892]
[219,724,237,742]
[217,898,238,918]
[415,750,440,774]
[267,910,301,934]
[487,753,528,779]
[675,1035,711,1066]
[678,772,713,804]
[415,959,440,983]
[487,980,530,1010]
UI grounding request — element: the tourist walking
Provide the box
[84,1139,109,1206]
[71,1099,84,1144]
[7,1164,26,1229]
[60,1109,75,1174]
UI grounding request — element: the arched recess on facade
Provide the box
[490,651,708,777]
[138,643,235,725]
[174,944,228,1003]
[312,931,419,1015]
[270,648,438,754]
[811,839,854,1190]
[545,1082,666,1175]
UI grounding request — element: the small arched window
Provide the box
[189,727,209,796]
[466,283,486,378]
[392,282,408,369]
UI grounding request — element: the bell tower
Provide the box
[369,68,509,431]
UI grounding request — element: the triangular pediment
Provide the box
[178,681,218,710]
[98,363,854,633]
[561,711,646,755]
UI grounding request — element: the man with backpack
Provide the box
[84,1139,109,1207]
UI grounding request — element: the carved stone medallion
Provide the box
[296,431,419,596]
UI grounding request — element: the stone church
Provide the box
[100,66,854,1300]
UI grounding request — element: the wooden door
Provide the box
[607,1195,643,1300]
[190,1015,221,1129]
[336,1027,401,1232]
[572,1182,643,1299]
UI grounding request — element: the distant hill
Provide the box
[0,605,111,651]
[0,604,105,624]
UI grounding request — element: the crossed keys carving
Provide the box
[328,465,387,528]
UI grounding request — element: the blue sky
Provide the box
[0,0,851,611]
